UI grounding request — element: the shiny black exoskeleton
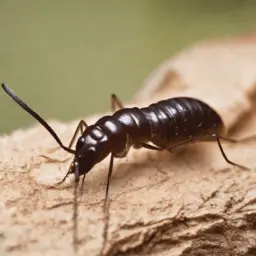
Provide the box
[2,83,248,197]
[2,82,250,251]
[74,97,226,177]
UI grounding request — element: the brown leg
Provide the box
[214,135,249,170]
[142,134,249,170]
[167,135,249,170]
[101,94,123,213]
[103,153,114,214]
[66,121,87,253]
[73,172,79,253]
[40,120,88,164]
[41,120,88,253]
[141,137,195,153]
[48,120,88,187]
[141,142,163,151]
[218,134,256,144]
[166,138,193,153]
[198,134,249,170]
[68,120,88,149]
[46,120,88,153]
[111,93,124,111]
[141,139,193,153]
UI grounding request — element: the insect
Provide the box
[1,82,251,251]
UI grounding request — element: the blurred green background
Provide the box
[0,0,256,134]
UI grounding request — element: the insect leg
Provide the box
[67,120,87,254]
[111,94,124,111]
[51,120,88,186]
[49,120,88,152]
[41,120,88,164]
[68,120,88,149]
[101,94,122,212]
[215,135,249,170]
[218,135,256,144]
[166,138,193,152]
[73,172,80,254]
[80,171,87,196]
[140,142,163,151]
[57,120,87,253]
[103,153,114,213]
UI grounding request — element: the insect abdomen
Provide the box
[141,97,225,147]
[96,97,225,152]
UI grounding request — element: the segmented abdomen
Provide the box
[141,97,225,147]
[97,97,225,154]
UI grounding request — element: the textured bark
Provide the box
[1,35,256,256]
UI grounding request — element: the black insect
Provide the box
[1,82,251,251]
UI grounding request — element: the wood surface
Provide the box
[0,34,256,256]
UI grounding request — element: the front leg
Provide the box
[41,120,88,187]
[46,120,88,154]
